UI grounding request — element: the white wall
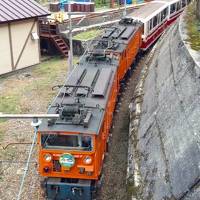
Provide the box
[0,24,12,74]
[0,18,40,75]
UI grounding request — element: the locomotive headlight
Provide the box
[43,154,52,162]
[83,156,92,165]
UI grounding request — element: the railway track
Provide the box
[59,5,144,25]
[41,4,144,36]
[96,50,152,200]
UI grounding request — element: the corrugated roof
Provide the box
[0,0,50,23]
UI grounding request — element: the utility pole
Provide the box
[123,0,127,17]
[68,2,73,77]
[110,0,115,8]
[66,3,93,77]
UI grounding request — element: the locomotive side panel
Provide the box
[93,26,143,178]
[118,27,143,81]
[95,72,118,177]
[105,72,118,133]
[126,27,143,68]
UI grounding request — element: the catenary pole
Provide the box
[68,2,73,77]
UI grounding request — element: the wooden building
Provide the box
[0,0,49,75]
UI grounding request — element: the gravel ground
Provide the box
[0,120,40,200]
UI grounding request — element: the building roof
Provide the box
[0,0,50,24]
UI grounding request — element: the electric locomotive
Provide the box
[39,18,143,199]
[38,1,189,196]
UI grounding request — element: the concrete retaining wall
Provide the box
[129,18,200,199]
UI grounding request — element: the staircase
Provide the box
[51,35,69,57]
[39,22,69,57]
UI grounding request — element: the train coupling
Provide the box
[45,178,93,200]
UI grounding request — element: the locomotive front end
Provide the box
[38,131,97,199]
[36,92,105,200]
[39,132,97,179]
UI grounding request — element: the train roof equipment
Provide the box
[39,19,142,134]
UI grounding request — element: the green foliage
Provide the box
[95,0,110,8]
[0,125,5,141]
[0,95,20,114]
[185,2,200,51]
[73,29,103,41]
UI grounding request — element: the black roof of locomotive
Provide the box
[39,59,118,134]
[89,18,142,53]
[39,19,142,135]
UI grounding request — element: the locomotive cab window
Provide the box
[41,133,93,151]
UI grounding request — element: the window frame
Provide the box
[41,132,94,152]
[170,3,177,15]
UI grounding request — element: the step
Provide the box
[53,37,61,40]
[40,33,52,38]
[49,34,69,57]
[58,44,66,47]
[60,47,68,50]
[62,53,68,57]
[52,35,60,39]
[62,50,68,54]
[54,39,63,43]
